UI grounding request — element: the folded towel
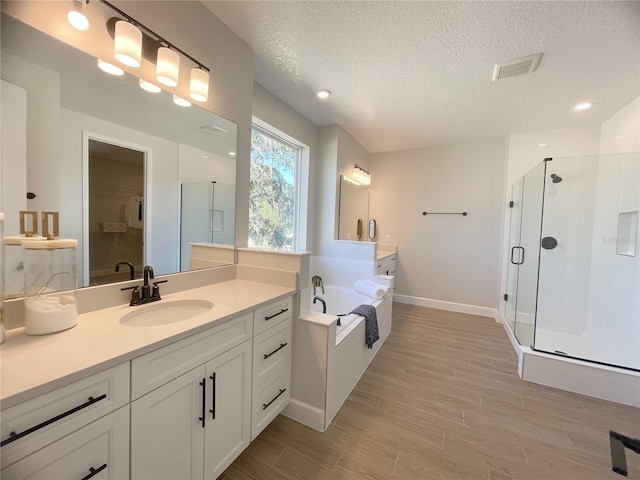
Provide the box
[125,196,143,229]
[354,280,384,299]
[364,279,392,299]
[349,304,379,349]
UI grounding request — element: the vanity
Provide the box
[0,275,294,480]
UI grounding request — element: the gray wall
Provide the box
[370,140,507,309]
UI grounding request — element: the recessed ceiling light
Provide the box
[538,143,547,147]
[317,89,331,99]
[229,152,236,156]
[97,59,124,76]
[173,95,191,107]
[139,79,161,93]
[574,102,593,111]
[615,135,623,139]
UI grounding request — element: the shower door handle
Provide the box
[510,246,525,265]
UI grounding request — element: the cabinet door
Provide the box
[203,341,252,479]
[131,366,206,480]
[1,406,129,480]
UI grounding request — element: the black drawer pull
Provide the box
[199,379,206,428]
[81,463,107,480]
[1,394,107,447]
[264,343,288,360]
[262,388,287,410]
[209,373,216,420]
[264,308,288,321]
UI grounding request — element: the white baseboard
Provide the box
[394,294,498,321]
[281,398,326,432]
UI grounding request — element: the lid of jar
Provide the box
[22,239,78,249]
[3,235,47,245]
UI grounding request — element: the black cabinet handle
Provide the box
[262,388,287,410]
[1,394,107,447]
[510,246,525,265]
[264,308,288,321]
[209,373,216,420]
[81,464,107,480]
[264,343,288,360]
[198,379,205,428]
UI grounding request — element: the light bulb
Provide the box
[67,0,89,31]
[189,67,209,102]
[173,95,191,107]
[156,47,180,87]
[97,59,124,76]
[139,79,161,93]
[114,21,142,68]
[317,89,331,99]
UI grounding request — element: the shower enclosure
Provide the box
[506,153,639,371]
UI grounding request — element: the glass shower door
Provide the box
[533,153,640,371]
[509,161,546,347]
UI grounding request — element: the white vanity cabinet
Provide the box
[130,313,253,480]
[0,363,130,480]
[376,254,396,276]
[250,298,292,440]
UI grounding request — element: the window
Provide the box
[249,125,301,250]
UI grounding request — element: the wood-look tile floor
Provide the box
[221,303,640,479]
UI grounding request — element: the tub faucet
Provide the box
[313,296,327,314]
[311,275,324,296]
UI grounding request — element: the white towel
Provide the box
[125,196,143,229]
[354,280,384,300]
[364,279,392,299]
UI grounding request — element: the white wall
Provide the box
[370,140,507,310]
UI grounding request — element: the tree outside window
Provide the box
[249,127,298,250]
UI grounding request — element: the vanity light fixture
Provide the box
[100,1,211,102]
[114,20,142,67]
[173,95,191,107]
[97,59,124,76]
[352,164,371,186]
[189,67,209,102]
[317,89,331,99]
[139,79,161,93]
[156,46,180,87]
[68,0,89,31]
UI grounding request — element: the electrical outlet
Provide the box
[385,234,390,242]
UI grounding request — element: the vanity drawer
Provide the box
[253,296,292,335]
[1,363,129,468]
[131,312,252,399]
[1,406,129,480]
[252,318,292,386]
[251,364,291,441]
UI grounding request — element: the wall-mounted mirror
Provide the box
[0,11,237,288]
[337,175,370,241]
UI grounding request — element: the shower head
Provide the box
[550,174,563,183]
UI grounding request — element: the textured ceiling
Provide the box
[203,1,640,153]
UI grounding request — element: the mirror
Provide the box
[337,175,370,241]
[0,12,237,288]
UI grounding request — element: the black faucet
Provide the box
[115,261,135,280]
[313,296,326,314]
[121,265,167,306]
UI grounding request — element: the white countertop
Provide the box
[0,279,294,408]
[376,251,396,261]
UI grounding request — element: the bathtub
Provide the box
[310,285,383,346]
[284,283,392,431]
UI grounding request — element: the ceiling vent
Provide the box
[199,124,228,135]
[492,53,543,81]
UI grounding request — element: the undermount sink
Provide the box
[120,299,214,327]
